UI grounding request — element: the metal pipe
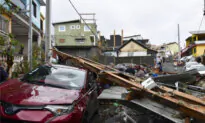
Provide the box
[204,0,205,15]
[46,0,52,63]
[28,0,33,71]
[121,29,124,45]
[178,24,181,62]
[114,30,116,48]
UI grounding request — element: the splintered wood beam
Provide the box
[52,48,205,121]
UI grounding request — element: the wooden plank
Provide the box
[52,48,205,121]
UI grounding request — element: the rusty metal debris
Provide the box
[52,48,205,122]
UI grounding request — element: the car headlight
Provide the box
[44,105,73,115]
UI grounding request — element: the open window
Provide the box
[32,1,37,18]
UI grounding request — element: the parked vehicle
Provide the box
[0,64,99,123]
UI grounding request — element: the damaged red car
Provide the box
[0,64,99,123]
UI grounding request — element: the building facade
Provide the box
[103,39,157,57]
[0,0,46,55]
[53,20,99,59]
[53,20,97,47]
[182,31,205,57]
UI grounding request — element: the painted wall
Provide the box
[119,51,147,57]
[166,43,179,55]
[193,45,205,57]
[0,0,42,29]
[26,0,41,29]
[120,41,147,52]
[54,22,97,46]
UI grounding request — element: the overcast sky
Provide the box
[41,0,205,47]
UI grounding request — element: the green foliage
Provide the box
[0,36,5,45]
[0,0,20,17]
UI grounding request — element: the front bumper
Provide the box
[0,106,82,123]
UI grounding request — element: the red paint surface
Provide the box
[0,79,88,123]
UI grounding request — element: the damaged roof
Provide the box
[52,20,81,25]
[118,39,157,52]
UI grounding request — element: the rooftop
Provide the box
[52,20,81,25]
[190,30,205,35]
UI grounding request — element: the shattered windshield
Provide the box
[22,65,86,89]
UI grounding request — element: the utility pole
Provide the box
[45,0,52,63]
[204,0,205,15]
[177,24,181,62]
[28,0,33,71]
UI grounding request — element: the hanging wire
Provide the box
[198,15,204,32]
[67,0,99,41]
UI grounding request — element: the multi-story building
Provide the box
[53,19,99,59]
[182,31,205,57]
[0,0,46,54]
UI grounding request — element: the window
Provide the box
[59,25,66,32]
[193,48,196,53]
[32,1,37,18]
[0,15,9,33]
[90,35,95,45]
[75,38,85,43]
[59,39,65,43]
[40,19,43,30]
[76,25,80,29]
[84,25,91,31]
[70,25,75,30]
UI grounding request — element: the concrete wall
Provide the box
[119,51,147,57]
[194,45,205,56]
[57,47,100,60]
[15,35,38,55]
[15,36,28,55]
[54,22,97,47]
[166,43,179,55]
[99,56,155,66]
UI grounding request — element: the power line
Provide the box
[67,0,99,41]
[198,15,204,32]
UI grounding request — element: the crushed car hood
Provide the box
[0,79,80,105]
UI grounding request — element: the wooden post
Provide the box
[185,117,190,123]
[114,30,116,48]
[121,29,124,45]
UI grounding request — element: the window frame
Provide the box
[32,1,37,18]
[84,25,91,32]
[76,25,80,29]
[59,25,66,32]
[70,25,76,30]
[75,38,85,44]
[0,15,9,34]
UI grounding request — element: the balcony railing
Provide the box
[10,0,26,10]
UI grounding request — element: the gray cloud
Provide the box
[41,0,205,47]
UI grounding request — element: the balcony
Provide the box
[10,0,26,10]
